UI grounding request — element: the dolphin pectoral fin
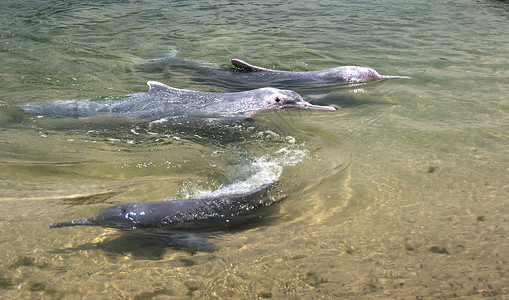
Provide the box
[163,233,217,252]
[231,59,269,72]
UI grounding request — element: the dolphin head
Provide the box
[339,66,384,83]
[89,205,139,228]
[259,88,335,112]
[344,66,411,83]
[48,205,137,229]
[361,67,383,82]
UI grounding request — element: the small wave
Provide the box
[135,46,221,69]
[176,145,309,199]
[135,47,179,64]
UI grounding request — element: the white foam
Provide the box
[149,118,168,126]
[187,146,309,199]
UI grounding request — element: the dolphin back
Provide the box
[230,58,410,85]
[231,59,270,72]
[49,181,278,230]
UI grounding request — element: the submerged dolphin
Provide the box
[20,81,334,120]
[50,182,277,231]
[231,59,411,85]
[50,182,279,252]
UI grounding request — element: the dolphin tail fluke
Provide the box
[49,218,94,228]
[380,75,411,80]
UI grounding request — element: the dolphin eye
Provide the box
[274,97,281,103]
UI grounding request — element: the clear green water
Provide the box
[1,0,508,298]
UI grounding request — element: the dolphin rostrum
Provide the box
[231,59,410,85]
[20,81,335,120]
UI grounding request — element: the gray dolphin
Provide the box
[49,182,277,231]
[20,81,334,120]
[231,59,410,85]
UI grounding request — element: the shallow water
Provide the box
[1,0,508,298]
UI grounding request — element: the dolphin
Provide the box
[231,59,411,85]
[20,81,335,120]
[49,182,277,231]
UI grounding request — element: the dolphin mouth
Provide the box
[300,104,336,111]
[380,75,411,80]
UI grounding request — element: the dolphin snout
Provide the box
[380,75,411,80]
[300,103,336,111]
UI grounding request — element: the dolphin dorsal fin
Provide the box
[147,81,177,92]
[231,59,269,72]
